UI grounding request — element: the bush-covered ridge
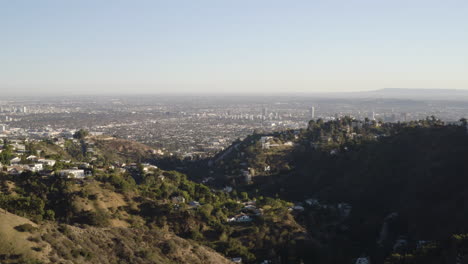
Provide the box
[201,117,468,263]
[0,161,311,263]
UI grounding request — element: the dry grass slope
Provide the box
[0,210,233,264]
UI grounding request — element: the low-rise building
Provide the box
[231,257,242,263]
[58,169,86,179]
[10,157,21,164]
[26,155,38,162]
[38,159,56,167]
[171,196,186,204]
[28,163,43,172]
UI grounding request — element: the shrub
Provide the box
[14,224,37,233]
[189,230,204,240]
[31,247,43,252]
[75,209,110,227]
[161,240,178,255]
[28,236,41,243]
[71,248,93,259]
[44,209,55,221]
[88,194,98,200]
[58,224,72,236]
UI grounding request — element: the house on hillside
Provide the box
[188,201,200,207]
[26,155,38,162]
[11,143,26,153]
[74,162,91,169]
[142,163,158,172]
[291,205,305,211]
[236,215,253,222]
[171,196,186,204]
[231,257,242,263]
[38,159,56,166]
[7,165,25,175]
[305,198,320,207]
[28,163,43,172]
[260,136,274,149]
[10,157,21,164]
[58,169,86,179]
[355,257,370,264]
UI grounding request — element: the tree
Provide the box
[460,118,467,126]
[73,129,89,139]
[240,192,249,201]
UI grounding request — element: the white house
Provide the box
[12,143,26,152]
[28,163,43,172]
[38,159,56,167]
[260,136,274,149]
[10,157,21,164]
[231,257,242,263]
[142,163,158,172]
[59,169,86,179]
[26,155,38,162]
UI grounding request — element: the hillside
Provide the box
[89,136,162,163]
[4,119,468,263]
[202,117,468,263]
[0,210,233,264]
[0,158,312,263]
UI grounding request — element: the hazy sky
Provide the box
[1,0,467,95]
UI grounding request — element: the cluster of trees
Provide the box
[190,117,468,263]
[73,129,89,140]
[384,234,468,264]
[0,172,64,221]
[259,118,468,263]
[0,160,313,263]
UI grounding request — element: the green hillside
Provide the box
[202,117,468,263]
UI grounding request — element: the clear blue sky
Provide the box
[1,0,467,95]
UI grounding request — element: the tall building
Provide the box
[310,106,315,119]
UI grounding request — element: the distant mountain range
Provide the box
[324,88,468,101]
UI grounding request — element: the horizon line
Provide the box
[1,87,468,98]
